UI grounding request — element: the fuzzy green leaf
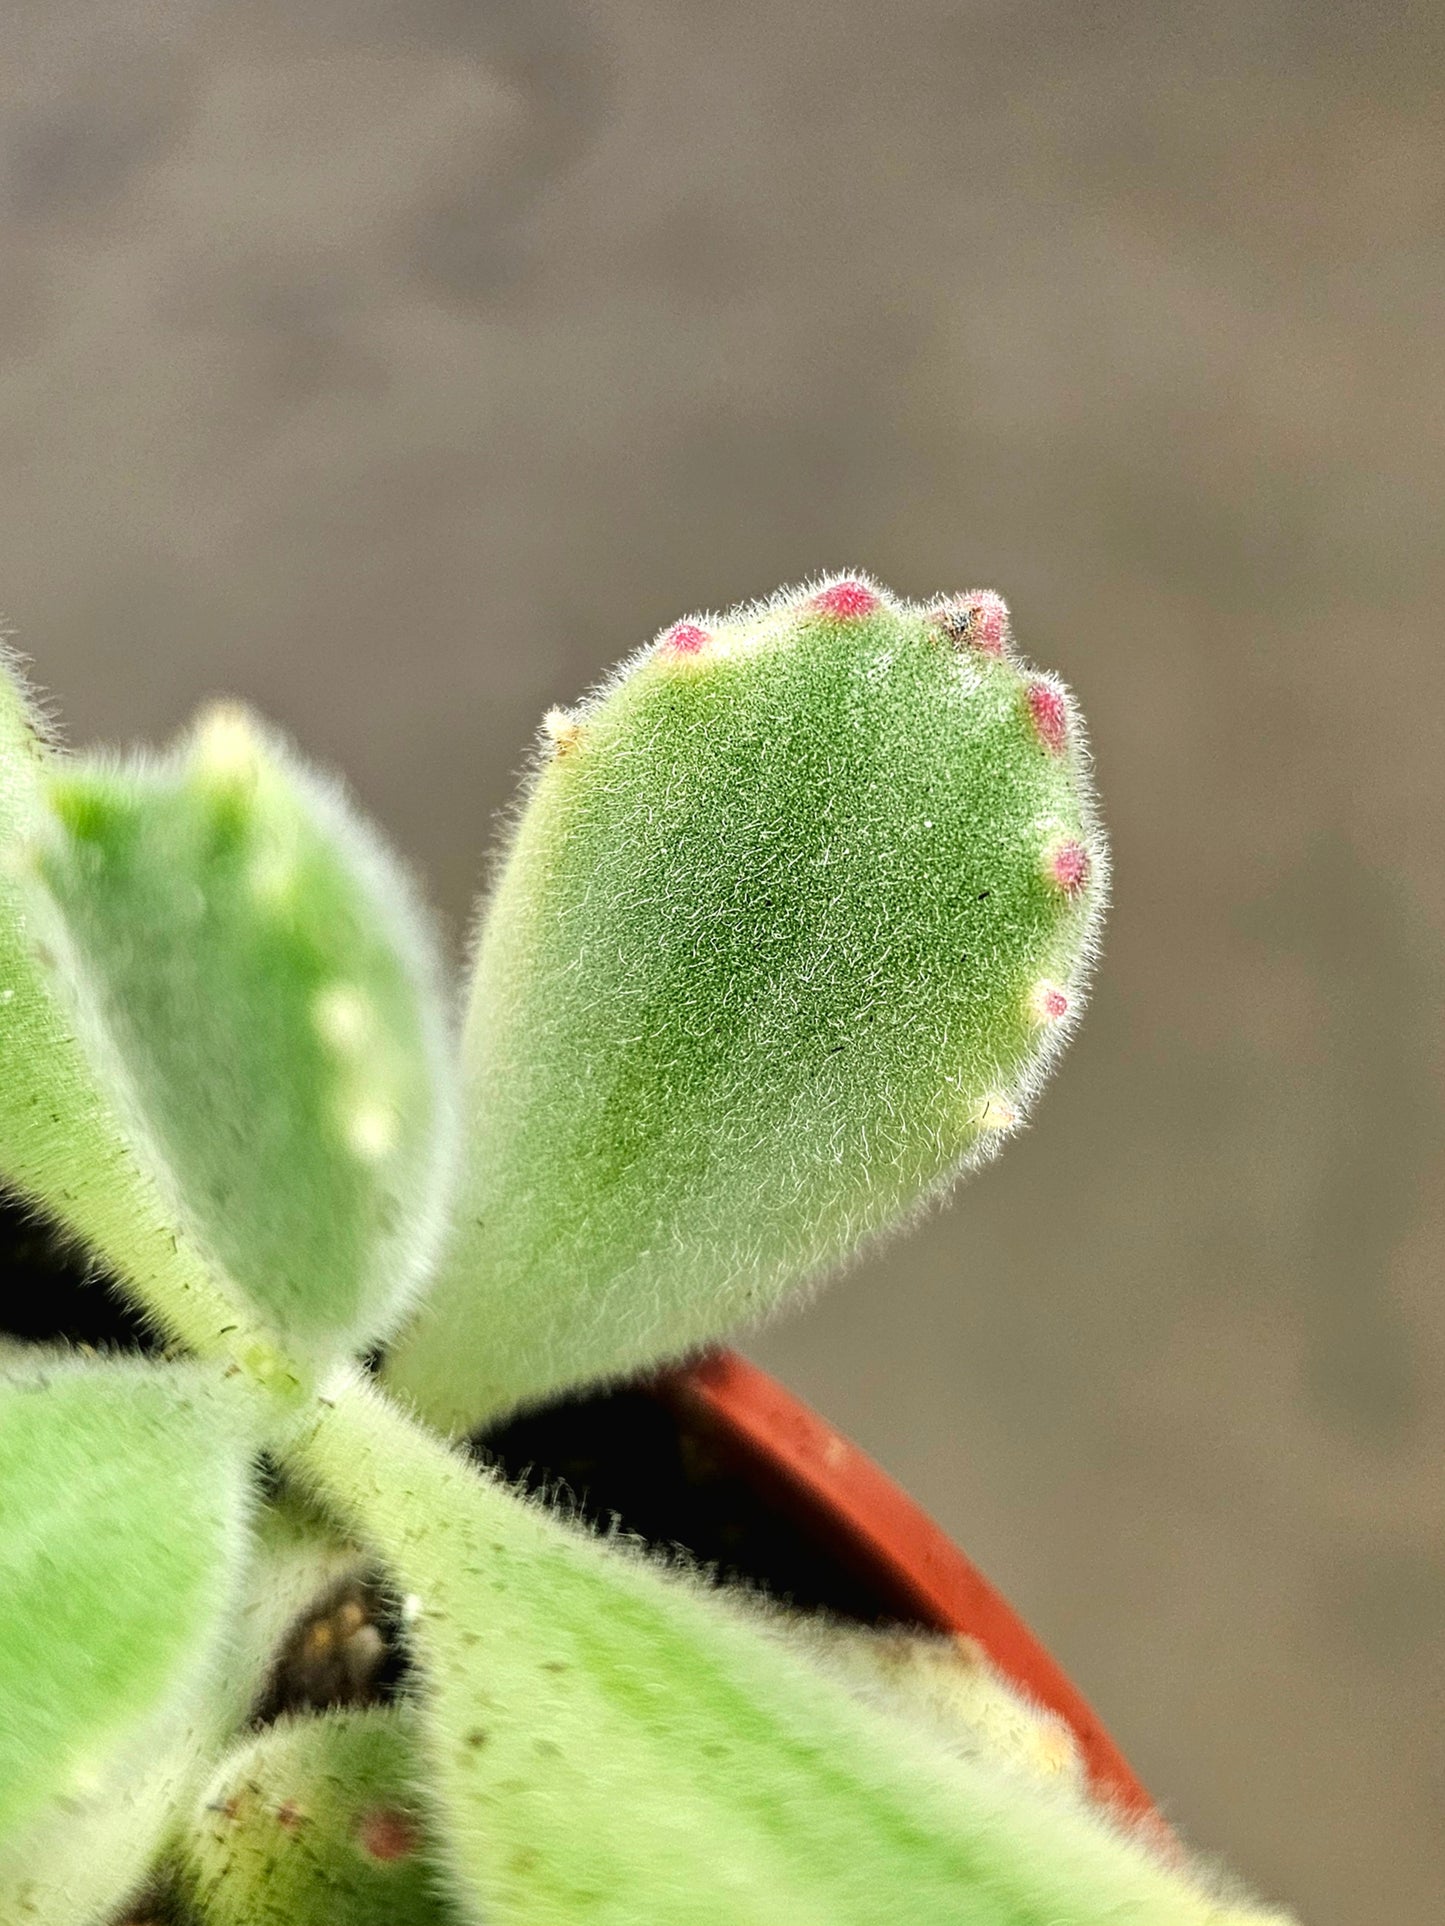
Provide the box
[179,1708,458,1926]
[0,1356,251,1852]
[293,1378,1285,1926]
[0,1688,225,1926]
[3,1469,377,1926]
[25,706,457,1361]
[388,578,1106,1430]
[768,1618,1083,1791]
[0,656,267,1367]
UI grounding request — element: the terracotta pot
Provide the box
[650,1347,1158,1825]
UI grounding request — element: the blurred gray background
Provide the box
[2,2,1442,1919]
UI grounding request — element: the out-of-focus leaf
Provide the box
[27,707,456,1361]
[0,1355,250,1847]
[179,1708,459,1926]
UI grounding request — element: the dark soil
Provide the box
[475,1386,886,1621]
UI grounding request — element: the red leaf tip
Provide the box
[811,579,880,621]
[1027,681,1069,753]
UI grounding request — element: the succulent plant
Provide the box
[387,580,1104,1433]
[0,578,1288,1924]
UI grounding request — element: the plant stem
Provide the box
[282,1374,1280,1926]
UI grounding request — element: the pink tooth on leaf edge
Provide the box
[934,591,1009,655]
[811,579,880,620]
[1032,980,1070,1023]
[1046,839,1090,895]
[1027,681,1069,753]
[660,622,710,655]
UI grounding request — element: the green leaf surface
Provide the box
[767,1618,1083,1791]
[0,655,261,1366]
[387,578,1106,1430]
[293,1378,1284,1926]
[0,1355,251,1850]
[180,1708,459,1926]
[27,706,457,1360]
[0,1687,222,1926]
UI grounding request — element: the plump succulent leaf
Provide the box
[23,705,457,1363]
[0,655,258,1366]
[0,1355,251,1855]
[179,1708,457,1926]
[292,1378,1285,1926]
[0,1685,226,1926]
[387,577,1106,1430]
[0,1390,366,1926]
[767,1618,1083,1791]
